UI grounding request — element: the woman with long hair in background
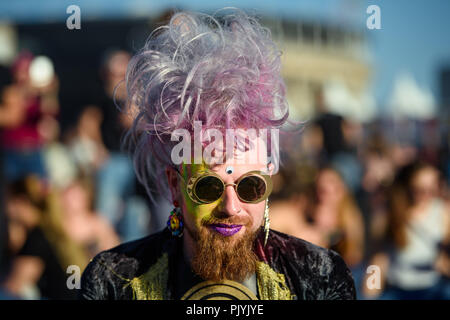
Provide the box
[364,161,450,299]
[2,176,89,299]
[311,167,365,269]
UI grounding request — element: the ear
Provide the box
[166,167,180,204]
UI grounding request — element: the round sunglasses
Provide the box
[178,170,273,204]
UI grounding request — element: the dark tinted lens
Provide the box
[237,176,266,202]
[195,176,224,203]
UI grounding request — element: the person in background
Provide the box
[312,86,363,194]
[0,51,59,182]
[358,133,396,262]
[60,176,120,260]
[310,167,365,268]
[83,49,150,242]
[0,65,17,298]
[269,161,323,246]
[364,161,450,299]
[307,167,365,297]
[0,65,25,130]
[68,106,108,178]
[312,87,346,162]
[2,176,88,299]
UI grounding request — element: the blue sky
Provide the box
[1,0,449,107]
[173,0,450,106]
[361,0,450,108]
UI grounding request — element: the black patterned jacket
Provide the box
[79,228,356,300]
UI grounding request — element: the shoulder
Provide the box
[79,229,170,300]
[87,229,169,273]
[266,228,336,265]
[263,229,356,299]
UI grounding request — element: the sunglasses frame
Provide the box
[180,169,273,204]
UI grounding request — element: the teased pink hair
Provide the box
[123,9,290,202]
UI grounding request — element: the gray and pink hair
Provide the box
[123,9,290,201]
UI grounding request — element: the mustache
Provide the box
[201,215,252,228]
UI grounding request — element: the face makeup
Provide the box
[208,223,242,236]
[177,161,268,241]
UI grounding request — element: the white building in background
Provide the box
[0,23,18,66]
[262,17,374,122]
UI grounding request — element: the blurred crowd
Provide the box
[0,48,449,300]
[270,88,450,299]
[0,49,166,299]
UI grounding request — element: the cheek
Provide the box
[180,188,217,227]
[243,202,265,229]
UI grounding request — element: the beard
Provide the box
[187,215,261,283]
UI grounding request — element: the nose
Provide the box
[216,184,242,218]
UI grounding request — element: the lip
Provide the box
[208,224,242,236]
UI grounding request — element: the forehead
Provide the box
[183,160,269,178]
[182,134,270,176]
[318,169,341,182]
[412,167,438,184]
[209,132,269,164]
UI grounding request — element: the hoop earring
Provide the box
[167,207,184,237]
[263,199,270,247]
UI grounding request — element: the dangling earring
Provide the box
[167,201,183,237]
[263,199,270,247]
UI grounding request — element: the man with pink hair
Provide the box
[80,9,356,300]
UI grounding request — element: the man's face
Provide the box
[167,134,273,281]
[179,161,268,243]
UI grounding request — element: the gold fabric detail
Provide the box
[102,252,291,300]
[181,280,258,300]
[255,261,293,300]
[127,253,169,300]
[96,259,131,283]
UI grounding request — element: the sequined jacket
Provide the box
[79,228,356,300]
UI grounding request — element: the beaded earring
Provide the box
[167,201,184,237]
